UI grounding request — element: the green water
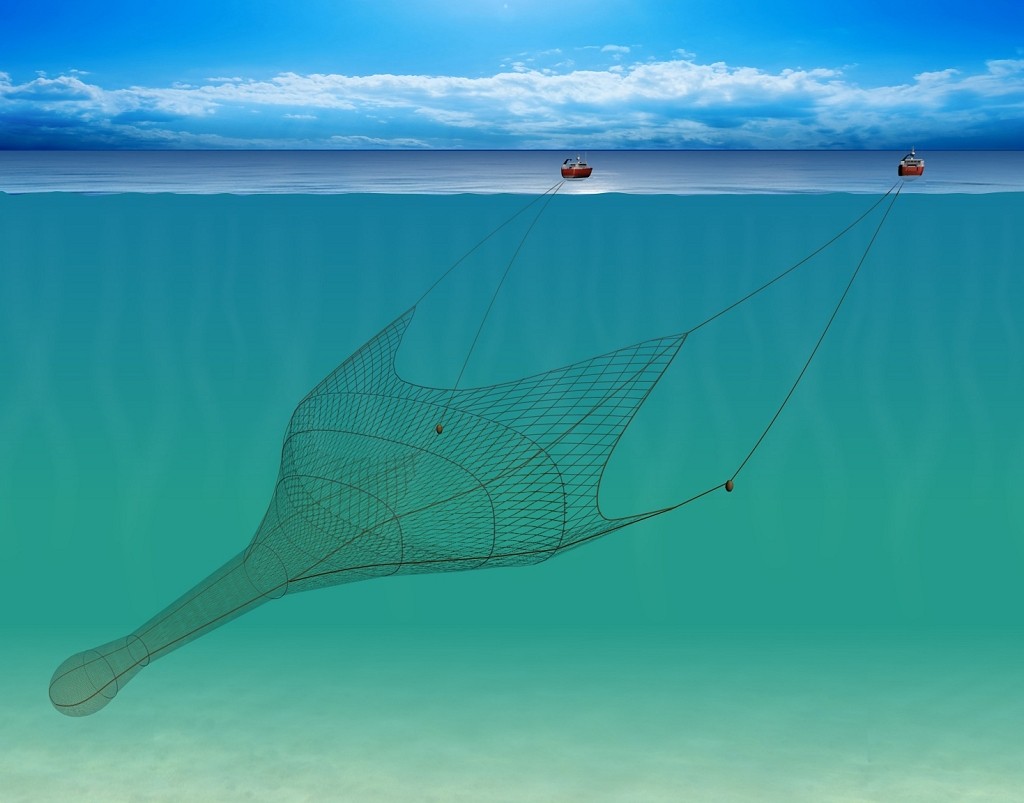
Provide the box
[1,191,1022,799]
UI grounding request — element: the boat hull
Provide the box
[898,163,924,176]
[561,167,593,179]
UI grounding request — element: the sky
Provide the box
[1,0,1022,149]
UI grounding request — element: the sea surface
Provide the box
[1,151,1022,801]
[2,149,1024,195]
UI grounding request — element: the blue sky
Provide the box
[1,0,1022,148]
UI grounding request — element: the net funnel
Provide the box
[50,308,684,715]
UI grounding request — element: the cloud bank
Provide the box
[1,55,1022,149]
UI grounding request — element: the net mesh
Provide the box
[50,307,685,715]
[49,183,901,716]
[261,307,685,591]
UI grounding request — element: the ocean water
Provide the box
[1,152,1023,800]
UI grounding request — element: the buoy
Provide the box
[725,479,734,493]
[435,423,443,435]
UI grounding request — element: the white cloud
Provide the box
[601,45,631,54]
[2,55,1022,149]
[986,59,1024,76]
[329,134,430,148]
[914,69,960,84]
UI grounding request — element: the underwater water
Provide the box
[1,152,1022,800]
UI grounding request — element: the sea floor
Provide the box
[4,625,1023,802]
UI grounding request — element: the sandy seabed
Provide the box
[5,626,1023,802]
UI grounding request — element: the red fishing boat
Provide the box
[561,155,593,179]
[898,147,925,177]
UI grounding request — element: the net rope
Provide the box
[50,179,904,716]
